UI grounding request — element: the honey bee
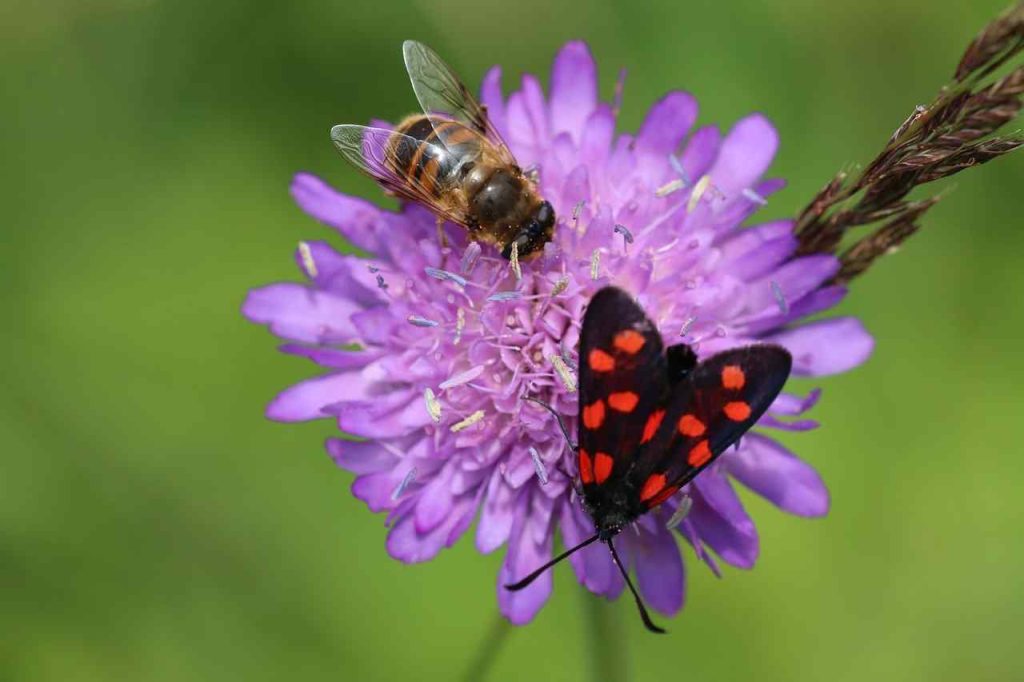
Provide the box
[331,41,555,260]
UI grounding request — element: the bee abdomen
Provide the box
[391,116,480,198]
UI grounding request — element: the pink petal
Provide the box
[727,434,829,517]
[242,283,360,345]
[266,370,367,422]
[769,317,875,376]
[708,114,779,199]
[548,41,598,141]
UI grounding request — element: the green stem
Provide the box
[461,614,512,682]
[583,590,629,682]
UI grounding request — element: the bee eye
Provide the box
[535,201,555,228]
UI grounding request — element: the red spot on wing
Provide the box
[594,452,614,484]
[641,409,665,444]
[647,485,679,508]
[582,400,606,429]
[607,391,639,413]
[722,365,745,390]
[688,440,712,467]
[639,473,667,502]
[588,349,616,372]
[678,414,706,437]
[579,448,594,484]
[613,329,646,355]
[724,401,751,421]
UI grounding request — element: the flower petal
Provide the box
[290,173,384,253]
[632,524,686,615]
[769,317,875,376]
[690,470,759,568]
[548,41,597,140]
[476,471,519,553]
[727,434,830,517]
[243,283,360,344]
[708,113,779,199]
[326,438,397,475]
[498,491,555,624]
[479,66,507,137]
[266,370,367,422]
[635,91,698,180]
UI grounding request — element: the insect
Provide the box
[330,41,556,260]
[506,287,793,633]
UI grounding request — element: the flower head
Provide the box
[243,42,875,624]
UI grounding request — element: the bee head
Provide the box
[501,201,556,260]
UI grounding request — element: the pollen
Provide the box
[641,409,665,443]
[594,452,613,483]
[724,401,751,421]
[640,473,667,502]
[453,307,465,345]
[550,355,577,392]
[613,329,645,355]
[510,241,522,281]
[655,178,685,197]
[607,391,639,413]
[678,414,706,437]
[688,440,712,467]
[721,365,745,390]
[298,241,318,278]
[582,400,605,429]
[590,249,601,280]
[423,388,442,423]
[579,448,594,484]
[688,174,711,212]
[588,349,615,372]
[551,275,570,297]
[450,410,485,433]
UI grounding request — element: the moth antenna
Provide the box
[504,533,600,591]
[606,539,666,634]
[522,396,575,450]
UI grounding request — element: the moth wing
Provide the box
[577,287,670,493]
[629,345,792,508]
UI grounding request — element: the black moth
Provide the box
[506,286,792,633]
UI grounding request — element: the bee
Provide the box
[331,41,555,260]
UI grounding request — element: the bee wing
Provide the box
[402,40,517,166]
[330,124,472,227]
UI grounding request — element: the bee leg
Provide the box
[435,215,448,248]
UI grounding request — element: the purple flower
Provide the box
[243,42,875,625]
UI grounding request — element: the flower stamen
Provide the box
[665,494,693,528]
[423,388,442,423]
[298,241,318,278]
[510,241,522,281]
[529,446,549,485]
[688,175,712,212]
[440,365,485,390]
[425,267,468,288]
[550,355,577,393]
[408,315,439,327]
[451,410,485,433]
[391,467,418,501]
[770,280,789,315]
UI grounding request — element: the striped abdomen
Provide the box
[388,115,484,198]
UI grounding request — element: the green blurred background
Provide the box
[3,0,1023,680]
